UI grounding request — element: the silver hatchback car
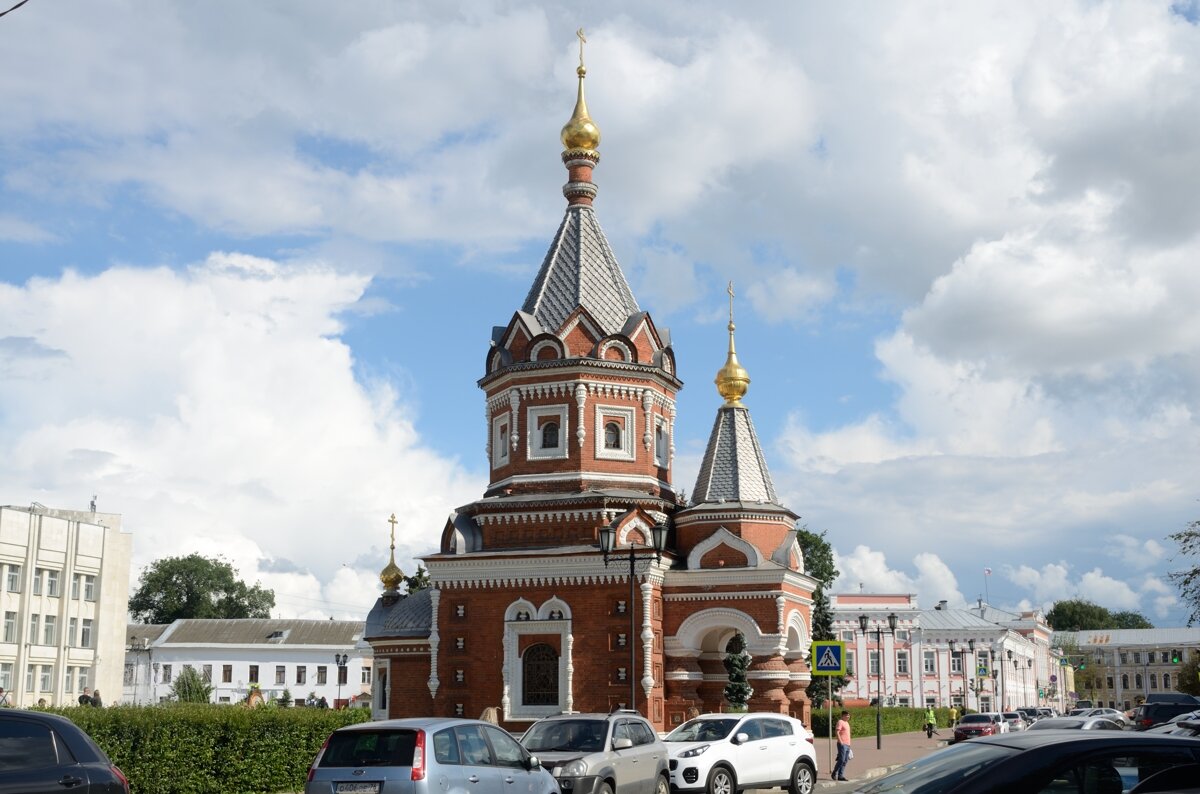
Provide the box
[306,717,561,794]
[520,711,669,794]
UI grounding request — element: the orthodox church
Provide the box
[366,43,818,732]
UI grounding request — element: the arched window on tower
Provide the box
[655,425,666,463]
[1135,673,1143,689]
[1163,673,1171,689]
[522,643,559,706]
[604,422,621,450]
[1121,673,1129,689]
[541,422,559,449]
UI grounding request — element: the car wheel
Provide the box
[598,782,614,794]
[789,761,815,794]
[706,766,736,794]
[654,774,669,794]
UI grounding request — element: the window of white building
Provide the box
[162,664,173,684]
[896,651,910,674]
[68,618,77,646]
[275,666,286,685]
[869,650,880,676]
[2,612,14,643]
[83,575,96,601]
[80,619,93,648]
[923,650,936,674]
[0,662,11,690]
[4,565,19,592]
[362,667,372,685]
[28,614,39,643]
[46,569,60,597]
[42,615,56,646]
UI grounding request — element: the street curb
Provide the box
[814,763,904,788]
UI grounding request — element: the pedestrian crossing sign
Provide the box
[811,641,846,676]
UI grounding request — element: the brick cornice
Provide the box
[479,360,682,393]
[427,553,667,589]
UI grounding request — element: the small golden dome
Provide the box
[715,282,750,406]
[380,512,404,592]
[561,65,601,152]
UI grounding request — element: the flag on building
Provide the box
[984,567,992,575]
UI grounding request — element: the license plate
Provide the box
[335,784,381,794]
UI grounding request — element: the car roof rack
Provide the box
[608,706,642,716]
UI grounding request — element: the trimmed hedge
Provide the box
[45,704,371,794]
[810,706,955,738]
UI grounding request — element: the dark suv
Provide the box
[1132,702,1200,730]
[0,710,129,793]
[521,710,669,794]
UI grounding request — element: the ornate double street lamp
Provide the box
[1008,650,1018,710]
[949,638,978,711]
[334,652,349,708]
[857,612,898,749]
[600,522,668,712]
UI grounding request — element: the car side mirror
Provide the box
[613,738,633,750]
[526,755,541,771]
[734,732,749,744]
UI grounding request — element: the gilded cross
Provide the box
[388,512,397,547]
[727,280,735,325]
[576,28,587,70]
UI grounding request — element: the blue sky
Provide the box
[1,1,1198,623]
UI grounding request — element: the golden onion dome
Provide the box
[715,283,750,406]
[561,30,600,153]
[380,552,403,592]
[380,513,404,592]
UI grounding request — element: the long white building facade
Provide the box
[0,503,132,707]
[123,618,372,708]
[833,593,1067,713]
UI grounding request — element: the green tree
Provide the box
[1169,520,1200,626]
[796,527,845,706]
[1110,611,1154,629]
[1177,655,1200,697]
[405,565,431,593]
[723,632,752,709]
[170,666,213,703]
[1046,599,1152,631]
[129,553,275,624]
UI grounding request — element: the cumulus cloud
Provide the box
[832,546,966,609]
[0,261,483,618]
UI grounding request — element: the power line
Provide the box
[0,0,32,19]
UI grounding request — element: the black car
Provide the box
[851,731,1200,793]
[1132,702,1200,730]
[0,710,129,793]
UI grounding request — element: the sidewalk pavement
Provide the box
[807,729,949,790]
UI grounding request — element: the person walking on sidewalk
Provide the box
[832,710,852,781]
[949,705,958,727]
[925,706,940,736]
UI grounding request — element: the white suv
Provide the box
[664,713,816,794]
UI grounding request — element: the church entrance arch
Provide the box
[666,608,769,719]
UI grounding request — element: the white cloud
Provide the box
[0,215,56,243]
[832,546,965,609]
[0,260,483,618]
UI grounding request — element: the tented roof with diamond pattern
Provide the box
[692,405,779,505]
[521,205,640,336]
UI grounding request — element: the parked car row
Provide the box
[305,710,819,794]
[852,731,1200,794]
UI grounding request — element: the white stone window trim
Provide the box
[502,614,574,721]
[491,414,511,469]
[529,339,564,361]
[526,405,569,461]
[599,339,633,362]
[594,404,636,461]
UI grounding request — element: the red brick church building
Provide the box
[366,49,817,732]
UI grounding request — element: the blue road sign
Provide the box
[812,641,846,676]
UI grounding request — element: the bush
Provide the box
[810,706,955,738]
[47,703,371,794]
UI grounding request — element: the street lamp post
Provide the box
[1010,655,1018,711]
[599,522,667,713]
[857,612,898,750]
[1026,659,1034,706]
[990,668,998,711]
[1005,649,1013,710]
[334,653,349,709]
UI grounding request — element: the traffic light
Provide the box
[1079,660,1086,670]
[1171,649,1181,664]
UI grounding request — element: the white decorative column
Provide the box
[427,589,441,698]
[668,402,676,468]
[641,390,653,450]
[509,388,521,451]
[574,383,587,448]
[565,629,575,712]
[640,580,655,699]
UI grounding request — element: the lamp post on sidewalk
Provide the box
[599,522,667,712]
[334,653,349,708]
[857,612,898,749]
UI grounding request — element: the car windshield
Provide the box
[665,718,740,743]
[854,742,1017,794]
[958,715,990,724]
[522,719,608,753]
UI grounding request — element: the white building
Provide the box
[123,618,372,708]
[833,594,1063,713]
[0,503,132,707]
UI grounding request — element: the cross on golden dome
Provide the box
[561,27,601,153]
[715,281,751,406]
[379,511,404,592]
